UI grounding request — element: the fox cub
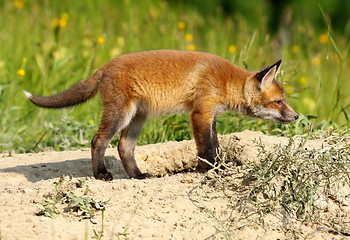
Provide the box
[24,50,298,181]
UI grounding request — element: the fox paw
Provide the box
[133,173,153,179]
[196,161,214,172]
[95,172,113,181]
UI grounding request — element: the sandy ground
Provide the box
[0,130,349,240]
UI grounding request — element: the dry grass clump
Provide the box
[191,134,350,239]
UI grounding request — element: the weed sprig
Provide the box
[36,177,108,220]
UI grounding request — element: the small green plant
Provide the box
[36,177,108,220]
[115,226,131,240]
[92,208,105,240]
[36,199,60,219]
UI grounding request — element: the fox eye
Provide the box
[274,100,283,105]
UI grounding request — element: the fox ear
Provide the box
[259,66,276,90]
[255,59,282,90]
[273,59,282,76]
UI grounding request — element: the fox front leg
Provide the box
[191,109,217,170]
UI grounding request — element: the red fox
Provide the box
[24,50,298,181]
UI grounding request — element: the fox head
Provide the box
[245,60,299,124]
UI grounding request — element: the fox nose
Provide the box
[294,114,299,120]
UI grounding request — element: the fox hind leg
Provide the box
[118,113,150,179]
[91,102,137,181]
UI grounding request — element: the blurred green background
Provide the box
[0,0,349,152]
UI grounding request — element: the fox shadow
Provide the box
[0,156,128,183]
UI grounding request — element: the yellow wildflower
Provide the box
[97,36,105,45]
[311,56,320,66]
[187,44,196,51]
[292,45,300,54]
[58,18,67,28]
[14,0,24,8]
[185,33,193,42]
[89,119,95,125]
[285,85,294,95]
[51,13,69,28]
[257,120,263,125]
[61,12,69,21]
[228,45,237,54]
[51,18,66,28]
[178,21,186,30]
[17,69,25,77]
[319,33,329,44]
[300,76,308,85]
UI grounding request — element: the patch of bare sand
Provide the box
[0,130,347,239]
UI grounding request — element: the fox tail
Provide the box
[23,66,106,109]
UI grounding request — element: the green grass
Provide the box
[0,0,349,152]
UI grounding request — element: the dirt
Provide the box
[0,130,348,240]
